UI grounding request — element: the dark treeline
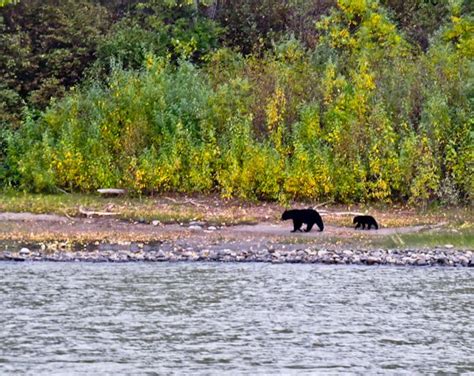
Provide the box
[0,0,472,204]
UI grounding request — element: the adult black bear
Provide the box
[281,209,324,232]
[353,215,379,230]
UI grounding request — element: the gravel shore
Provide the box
[1,241,472,267]
[1,210,472,267]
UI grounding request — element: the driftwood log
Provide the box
[79,206,119,218]
[309,201,364,216]
[318,210,365,217]
[97,188,126,196]
[164,196,208,208]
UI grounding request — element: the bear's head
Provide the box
[281,210,290,220]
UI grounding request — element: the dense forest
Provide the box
[0,0,472,204]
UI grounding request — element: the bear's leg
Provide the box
[355,222,361,229]
[292,220,303,232]
[316,219,324,231]
[305,222,314,232]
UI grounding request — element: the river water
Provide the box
[0,262,473,375]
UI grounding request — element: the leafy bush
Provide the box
[1,0,472,206]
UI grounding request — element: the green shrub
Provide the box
[2,1,471,206]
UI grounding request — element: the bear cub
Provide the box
[353,215,378,230]
[281,208,324,232]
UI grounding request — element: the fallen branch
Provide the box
[424,221,449,230]
[79,206,119,218]
[186,199,207,208]
[164,196,207,208]
[313,200,334,208]
[55,186,71,195]
[164,196,179,203]
[331,211,365,216]
[318,210,364,216]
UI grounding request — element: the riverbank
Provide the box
[1,192,472,230]
[0,193,472,266]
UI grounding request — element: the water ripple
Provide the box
[0,262,473,375]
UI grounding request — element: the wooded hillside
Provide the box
[1,0,472,204]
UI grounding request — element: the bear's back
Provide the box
[282,208,320,221]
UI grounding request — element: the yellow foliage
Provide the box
[338,0,368,15]
[145,54,155,70]
[266,86,286,130]
[51,147,88,190]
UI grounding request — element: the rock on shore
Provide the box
[0,242,472,267]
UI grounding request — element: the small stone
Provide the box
[416,256,428,266]
[190,221,205,226]
[220,249,232,256]
[207,226,217,231]
[19,248,30,256]
[445,244,454,249]
[156,250,168,259]
[151,220,161,226]
[189,225,202,230]
[457,256,469,266]
[366,256,379,265]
